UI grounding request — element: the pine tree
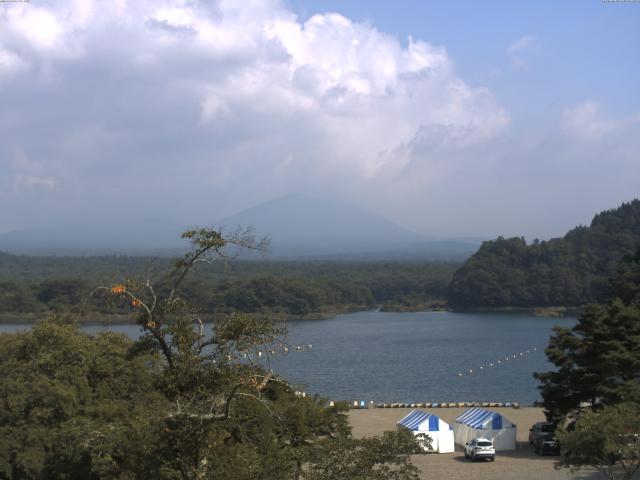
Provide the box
[535,248,640,422]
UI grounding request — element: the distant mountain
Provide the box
[217,194,479,260]
[218,194,421,252]
[0,194,481,260]
[448,199,640,308]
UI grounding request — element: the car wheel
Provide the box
[490,456,495,462]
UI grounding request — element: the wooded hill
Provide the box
[0,255,456,320]
[447,199,640,308]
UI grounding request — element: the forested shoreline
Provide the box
[4,199,639,320]
[0,254,456,321]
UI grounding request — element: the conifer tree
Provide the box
[535,248,640,422]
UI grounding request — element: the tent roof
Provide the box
[397,409,449,431]
[455,408,512,430]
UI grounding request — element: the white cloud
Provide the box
[14,174,57,191]
[8,6,63,50]
[563,101,611,140]
[0,48,27,75]
[3,148,57,192]
[0,1,636,239]
[0,0,508,191]
[507,35,537,70]
[192,8,509,178]
[507,35,536,55]
[562,101,640,142]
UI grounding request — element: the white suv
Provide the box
[464,438,496,461]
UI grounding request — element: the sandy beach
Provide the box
[348,407,628,480]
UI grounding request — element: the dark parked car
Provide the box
[529,422,555,444]
[533,433,560,456]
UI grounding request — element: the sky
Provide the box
[0,0,638,240]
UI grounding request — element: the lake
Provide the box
[0,310,575,405]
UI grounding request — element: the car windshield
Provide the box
[477,441,492,447]
[541,424,554,432]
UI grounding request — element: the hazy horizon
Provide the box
[1,0,638,241]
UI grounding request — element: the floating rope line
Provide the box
[456,346,540,377]
[219,343,313,363]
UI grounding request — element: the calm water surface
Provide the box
[1,311,575,405]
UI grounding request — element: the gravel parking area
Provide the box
[348,407,629,480]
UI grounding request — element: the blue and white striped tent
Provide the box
[454,408,516,451]
[397,410,454,453]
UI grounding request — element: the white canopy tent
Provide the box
[454,408,516,451]
[397,409,455,453]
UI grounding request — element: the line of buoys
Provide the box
[354,401,521,409]
[456,347,540,377]
[327,399,524,409]
[225,343,313,362]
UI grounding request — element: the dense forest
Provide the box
[0,254,456,320]
[448,200,640,308]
